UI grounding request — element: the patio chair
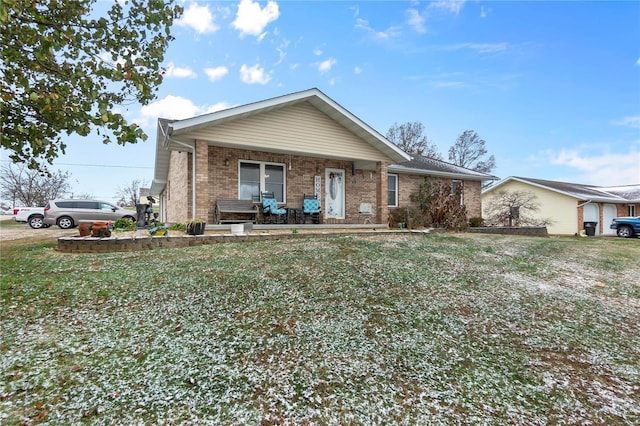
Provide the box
[261,192,286,224]
[302,194,322,224]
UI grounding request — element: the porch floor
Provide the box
[206,223,389,232]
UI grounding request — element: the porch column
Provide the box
[376,161,389,225]
[194,139,209,220]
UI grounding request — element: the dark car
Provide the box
[610,216,640,238]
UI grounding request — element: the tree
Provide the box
[448,130,496,173]
[0,163,71,206]
[116,179,147,207]
[0,0,183,171]
[386,122,442,159]
[410,178,468,230]
[483,190,553,227]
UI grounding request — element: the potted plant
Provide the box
[185,218,206,235]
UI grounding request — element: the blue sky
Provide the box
[7,0,640,203]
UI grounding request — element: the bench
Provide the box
[215,199,258,224]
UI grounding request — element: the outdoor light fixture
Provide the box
[224,159,230,166]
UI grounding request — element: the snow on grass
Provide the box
[1,234,639,424]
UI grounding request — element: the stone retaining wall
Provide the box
[468,226,549,237]
[57,232,385,253]
[57,227,550,253]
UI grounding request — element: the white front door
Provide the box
[602,204,617,235]
[325,168,345,219]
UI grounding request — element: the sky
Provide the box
[4,0,640,204]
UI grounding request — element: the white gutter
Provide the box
[170,137,197,220]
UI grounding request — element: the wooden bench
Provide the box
[215,199,258,224]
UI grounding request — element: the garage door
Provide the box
[602,204,617,236]
[583,203,599,235]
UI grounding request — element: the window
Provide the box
[76,201,98,209]
[99,202,115,211]
[451,180,463,204]
[388,174,398,207]
[239,161,286,201]
[630,205,637,216]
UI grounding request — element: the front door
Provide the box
[325,168,345,219]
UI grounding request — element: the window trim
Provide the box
[387,173,398,207]
[238,160,287,202]
[629,205,637,216]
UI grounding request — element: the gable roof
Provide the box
[151,88,411,193]
[483,176,640,203]
[388,155,498,181]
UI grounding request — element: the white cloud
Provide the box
[239,64,272,84]
[480,6,488,18]
[203,102,234,114]
[429,0,466,15]
[140,95,211,121]
[232,0,280,38]
[406,9,426,34]
[137,96,235,129]
[636,57,640,66]
[615,116,640,128]
[164,62,197,79]
[204,66,229,82]
[430,80,467,89]
[444,42,508,54]
[176,3,218,34]
[355,18,402,41]
[313,48,323,56]
[274,39,290,65]
[317,58,337,74]
[545,148,640,185]
[354,66,362,74]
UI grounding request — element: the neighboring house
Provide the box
[482,176,640,235]
[150,88,496,226]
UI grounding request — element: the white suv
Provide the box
[43,199,137,229]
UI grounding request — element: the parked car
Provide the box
[14,207,50,229]
[43,199,137,229]
[610,216,640,238]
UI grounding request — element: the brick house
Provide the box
[149,88,497,226]
[482,176,640,235]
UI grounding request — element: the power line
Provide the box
[55,162,153,169]
[0,159,152,169]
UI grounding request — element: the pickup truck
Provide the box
[14,207,49,229]
[610,216,640,238]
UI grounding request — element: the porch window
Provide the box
[239,161,286,202]
[630,205,637,216]
[388,174,398,207]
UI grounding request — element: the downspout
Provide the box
[171,139,197,220]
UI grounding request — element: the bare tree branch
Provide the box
[386,122,442,159]
[0,163,72,206]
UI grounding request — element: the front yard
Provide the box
[1,233,639,424]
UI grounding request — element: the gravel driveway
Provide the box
[0,216,77,247]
